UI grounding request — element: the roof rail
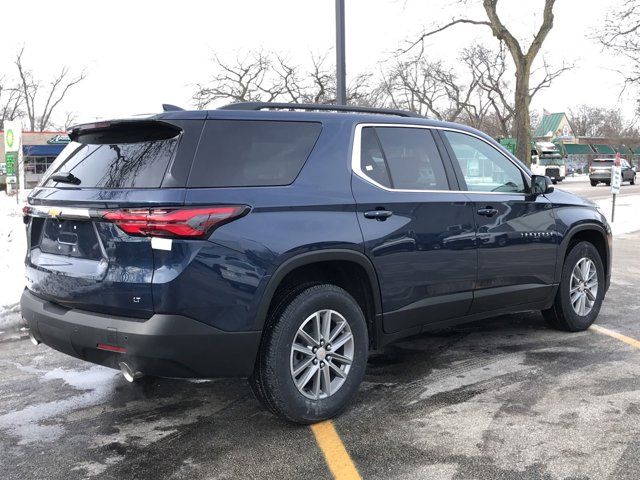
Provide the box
[219,102,421,118]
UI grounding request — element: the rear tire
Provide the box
[543,241,605,332]
[631,175,636,185]
[250,284,368,423]
[605,181,611,186]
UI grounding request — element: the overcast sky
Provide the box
[4,0,634,128]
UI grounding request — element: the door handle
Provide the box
[477,207,499,217]
[364,210,393,221]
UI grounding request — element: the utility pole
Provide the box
[335,0,346,105]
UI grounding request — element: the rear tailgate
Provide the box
[591,160,613,175]
[23,119,202,318]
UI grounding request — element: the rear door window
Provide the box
[373,127,450,190]
[188,120,322,187]
[360,127,392,188]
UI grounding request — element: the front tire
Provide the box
[250,284,368,423]
[590,180,598,187]
[631,175,636,185]
[543,241,605,332]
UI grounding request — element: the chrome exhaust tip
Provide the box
[118,362,144,383]
[28,331,40,346]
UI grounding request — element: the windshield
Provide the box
[539,157,564,166]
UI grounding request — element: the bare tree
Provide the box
[568,105,636,138]
[406,0,565,165]
[460,43,513,136]
[193,50,379,108]
[192,51,283,107]
[15,48,85,131]
[598,0,640,112]
[59,111,78,131]
[0,79,23,130]
[381,54,478,121]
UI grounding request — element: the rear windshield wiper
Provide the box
[50,172,81,185]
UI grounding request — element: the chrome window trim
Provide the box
[351,123,531,195]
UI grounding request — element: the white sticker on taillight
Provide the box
[151,237,173,251]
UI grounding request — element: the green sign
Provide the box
[5,151,17,175]
[6,129,14,149]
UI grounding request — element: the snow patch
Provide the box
[0,365,119,444]
[0,192,27,329]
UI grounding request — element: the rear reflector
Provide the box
[102,206,248,238]
[97,343,126,353]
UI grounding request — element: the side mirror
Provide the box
[530,175,554,195]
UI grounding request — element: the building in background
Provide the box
[533,112,575,143]
[533,112,640,171]
[0,131,69,189]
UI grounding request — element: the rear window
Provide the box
[188,120,322,187]
[42,122,180,189]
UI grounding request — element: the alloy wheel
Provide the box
[289,309,354,400]
[569,257,599,316]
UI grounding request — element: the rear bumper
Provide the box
[21,289,262,378]
[589,173,611,182]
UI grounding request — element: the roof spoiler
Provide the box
[67,119,182,143]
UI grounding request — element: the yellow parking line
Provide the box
[310,420,362,480]
[590,324,640,349]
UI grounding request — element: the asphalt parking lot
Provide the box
[559,174,640,200]
[1,182,639,480]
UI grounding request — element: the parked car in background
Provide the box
[22,103,612,423]
[589,158,636,186]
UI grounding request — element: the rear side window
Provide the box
[360,127,392,188]
[188,120,322,187]
[43,123,180,189]
[373,127,449,190]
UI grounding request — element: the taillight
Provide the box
[102,206,249,238]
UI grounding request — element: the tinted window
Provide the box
[43,136,178,189]
[360,127,392,188]
[189,120,322,187]
[444,131,525,193]
[374,127,449,190]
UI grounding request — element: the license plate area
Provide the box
[39,218,103,260]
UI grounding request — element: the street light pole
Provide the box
[335,0,346,105]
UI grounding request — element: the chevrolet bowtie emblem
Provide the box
[49,208,62,218]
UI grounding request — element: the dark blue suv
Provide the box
[21,103,611,423]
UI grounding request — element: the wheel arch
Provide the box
[253,249,383,347]
[556,223,610,290]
